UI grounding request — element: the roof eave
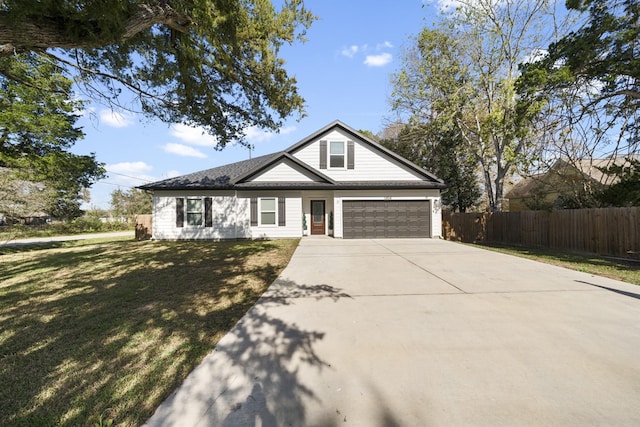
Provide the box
[232,152,336,185]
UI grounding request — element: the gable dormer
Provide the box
[287,121,437,182]
[233,152,335,185]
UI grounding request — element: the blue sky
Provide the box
[73,1,444,209]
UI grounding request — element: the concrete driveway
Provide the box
[146,238,640,427]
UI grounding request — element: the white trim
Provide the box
[259,197,278,227]
[186,197,204,228]
[328,140,346,169]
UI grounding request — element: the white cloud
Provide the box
[99,109,135,128]
[342,42,394,65]
[108,161,153,176]
[105,161,156,187]
[165,170,181,178]
[364,53,393,67]
[163,142,208,158]
[245,125,296,144]
[170,123,218,147]
[341,45,360,58]
[435,0,460,13]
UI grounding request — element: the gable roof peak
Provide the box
[283,120,443,184]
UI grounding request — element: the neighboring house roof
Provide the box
[505,156,638,200]
[140,120,446,191]
[505,173,546,199]
[570,157,639,185]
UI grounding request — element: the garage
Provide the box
[342,200,431,239]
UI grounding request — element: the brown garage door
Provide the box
[342,200,431,239]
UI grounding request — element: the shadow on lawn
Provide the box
[0,239,316,426]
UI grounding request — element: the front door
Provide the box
[310,200,325,235]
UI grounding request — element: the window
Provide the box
[329,141,345,168]
[186,198,203,226]
[260,197,276,225]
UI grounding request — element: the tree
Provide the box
[0,0,315,147]
[382,122,481,212]
[517,0,639,164]
[597,157,640,207]
[518,0,639,115]
[0,53,105,220]
[0,168,56,224]
[391,1,569,211]
[110,188,152,222]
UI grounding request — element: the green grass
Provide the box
[0,237,299,426]
[0,220,132,240]
[474,243,640,285]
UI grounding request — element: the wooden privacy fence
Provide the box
[442,207,640,260]
[135,214,152,240]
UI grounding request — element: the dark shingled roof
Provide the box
[138,153,278,190]
[139,121,448,191]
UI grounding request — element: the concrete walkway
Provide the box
[146,238,640,427]
[0,230,133,246]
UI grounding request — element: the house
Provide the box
[139,121,446,239]
[506,157,635,211]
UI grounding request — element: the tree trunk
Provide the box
[0,3,192,54]
[494,162,511,212]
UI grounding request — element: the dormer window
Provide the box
[319,139,354,170]
[329,141,345,168]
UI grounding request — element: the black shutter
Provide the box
[204,197,213,227]
[278,197,286,226]
[319,140,327,169]
[176,198,184,228]
[250,197,258,226]
[347,140,355,169]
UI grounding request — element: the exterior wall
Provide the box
[301,191,336,236]
[237,191,303,239]
[153,190,302,240]
[153,190,237,240]
[249,161,316,182]
[292,128,424,181]
[332,189,442,238]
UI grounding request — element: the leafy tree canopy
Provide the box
[391,22,539,211]
[0,0,316,147]
[517,0,639,149]
[110,188,152,221]
[597,157,640,207]
[0,53,105,220]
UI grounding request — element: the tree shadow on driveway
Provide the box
[146,279,352,427]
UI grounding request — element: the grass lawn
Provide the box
[0,236,299,426]
[474,243,640,285]
[0,221,132,240]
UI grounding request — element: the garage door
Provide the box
[342,200,431,239]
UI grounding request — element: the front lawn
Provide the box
[0,237,299,426]
[0,219,132,240]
